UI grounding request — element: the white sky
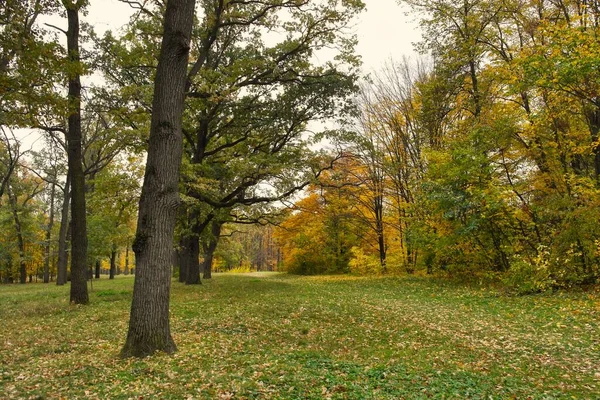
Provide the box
[87,0,422,72]
[16,0,422,151]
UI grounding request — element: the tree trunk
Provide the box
[121,0,196,358]
[110,244,117,279]
[44,180,57,283]
[202,220,222,280]
[116,251,121,275]
[182,235,200,284]
[124,244,130,275]
[57,172,71,286]
[95,258,101,279]
[184,212,213,283]
[176,244,186,283]
[64,1,88,304]
[374,195,386,273]
[7,186,27,284]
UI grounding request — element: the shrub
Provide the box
[348,247,382,275]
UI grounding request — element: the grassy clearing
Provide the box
[1,273,599,399]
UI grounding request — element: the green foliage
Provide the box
[502,248,555,295]
[86,158,141,261]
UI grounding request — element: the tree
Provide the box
[62,0,89,304]
[0,129,23,203]
[86,157,141,279]
[275,166,363,275]
[98,0,363,284]
[121,0,197,358]
[29,140,65,283]
[3,158,45,284]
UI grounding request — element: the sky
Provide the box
[87,0,422,72]
[16,0,422,151]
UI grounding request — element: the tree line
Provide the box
[1,0,363,356]
[276,0,600,295]
[2,0,599,357]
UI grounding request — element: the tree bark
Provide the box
[44,180,57,283]
[64,1,88,304]
[121,0,196,358]
[182,235,200,284]
[7,186,27,284]
[110,244,117,279]
[202,220,221,280]
[124,244,130,275]
[374,194,386,273]
[95,259,101,279]
[56,172,71,286]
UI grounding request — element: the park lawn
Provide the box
[0,273,599,399]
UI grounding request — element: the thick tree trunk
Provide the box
[183,212,214,283]
[64,2,88,304]
[57,173,71,286]
[110,244,117,279]
[182,235,200,284]
[94,259,100,279]
[121,0,196,358]
[202,220,222,280]
[44,180,57,283]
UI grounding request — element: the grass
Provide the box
[1,273,599,399]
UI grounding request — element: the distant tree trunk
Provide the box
[124,244,130,275]
[64,1,88,304]
[116,251,121,275]
[110,244,117,279]
[44,180,57,283]
[184,212,214,283]
[57,172,71,286]
[202,220,222,280]
[121,0,196,358]
[374,195,386,273]
[7,185,27,284]
[176,245,186,283]
[95,258,101,279]
[181,235,200,284]
[183,235,201,285]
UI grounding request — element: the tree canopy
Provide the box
[1,0,600,359]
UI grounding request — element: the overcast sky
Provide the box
[87,0,422,72]
[18,1,421,149]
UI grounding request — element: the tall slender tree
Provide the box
[62,0,88,304]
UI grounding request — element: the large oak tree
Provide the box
[121,0,197,358]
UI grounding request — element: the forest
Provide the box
[2,0,600,397]
[1,0,600,385]
[3,0,600,290]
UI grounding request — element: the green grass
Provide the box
[1,273,599,399]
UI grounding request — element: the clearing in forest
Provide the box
[0,273,598,399]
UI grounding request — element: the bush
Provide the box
[502,248,555,295]
[348,247,382,275]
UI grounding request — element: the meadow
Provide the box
[1,273,599,399]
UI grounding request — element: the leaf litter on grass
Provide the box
[0,273,598,399]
